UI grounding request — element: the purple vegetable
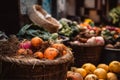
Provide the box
[19,40,31,49]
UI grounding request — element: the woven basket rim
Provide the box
[0,49,73,66]
[33,4,59,26]
[28,4,60,33]
[69,42,104,47]
[105,48,120,51]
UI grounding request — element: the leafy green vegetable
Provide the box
[109,6,120,27]
[17,24,58,41]
[59,18,80,38]
[101,28,117,44]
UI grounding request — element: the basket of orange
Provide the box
[0,35,73,80]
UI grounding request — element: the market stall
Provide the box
[0,3,120,80]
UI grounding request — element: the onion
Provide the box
[19,40,31,49]
[95,36,105,46]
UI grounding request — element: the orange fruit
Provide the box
[62,50,67,55]
[94,68,107,79]
[109,61,120,74]
[34,51,44,59]
[107,72,118,80]
[31,37,43,47]
[82,63,96,74]
[74,68,87,78]
[51,43,67,55]
[84,74,98,80]
[97,64,109,72]
[17,48,27,55]
[44,47,58,60]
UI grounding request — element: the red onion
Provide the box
[19,40,31,49]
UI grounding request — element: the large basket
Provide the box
[28,4,61,33]
[69,43,103,67]
[0,49,73,80]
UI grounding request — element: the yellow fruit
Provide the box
[84,74,98,80]
[109,61,120,74]
[107,72,118,80]
[82,63,96,74]
[94,68,107,79]
[74,68,87,78]
[97,64,109,72]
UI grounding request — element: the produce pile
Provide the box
[17,36,68,60]
[67,19,105,46]
[0,35,69,60]
[59,18,120,48]
[17,24,59,41]
[1,18,120,58]
[101,26,120,49]
[58,18,80,37]
[0,17,120,59]
[67,60,120,80]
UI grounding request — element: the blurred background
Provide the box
[0,0,120,35]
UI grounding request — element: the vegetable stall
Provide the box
[0,4,120,80]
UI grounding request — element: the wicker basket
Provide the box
[69,43,103,67]
[100,48,120,64]
[0,49,73,80]
[28,4,61,33]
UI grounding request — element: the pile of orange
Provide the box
[17,36,68,60]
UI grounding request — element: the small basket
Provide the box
[69,43,103,67]
[0,49,73,80]
[100,48,120,64]
[28,4,61,33]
